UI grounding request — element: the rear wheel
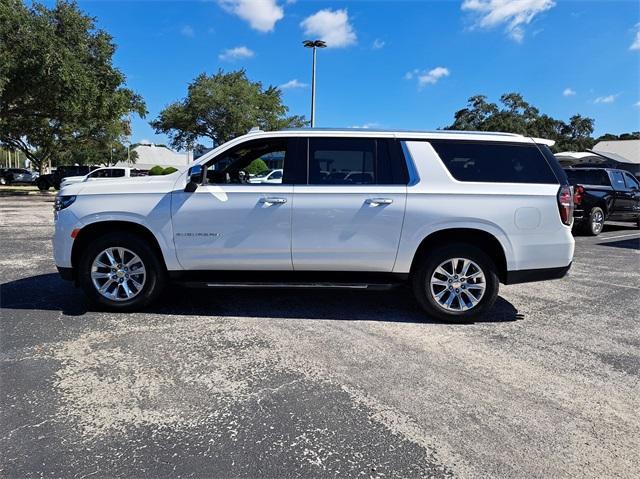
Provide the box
[78,232,166,311]
[36,178,49,191]
[585,207,605,236]
[412,243,499,322]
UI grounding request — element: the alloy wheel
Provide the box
[429,258,486,312]
[91,247,147,301]
[591,210,604,234]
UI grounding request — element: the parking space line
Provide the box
[597,233,640,241]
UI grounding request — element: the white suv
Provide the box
[53,129,574,321]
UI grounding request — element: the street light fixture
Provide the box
[303,39,327,128]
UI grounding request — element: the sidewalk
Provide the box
[0,185,56,196]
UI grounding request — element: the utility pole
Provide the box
[303,40,327,128]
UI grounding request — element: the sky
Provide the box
[49,0,640,148]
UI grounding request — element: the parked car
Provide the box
[248,169,284,184]
[60,167,134,188]
[0,168,38,185]
[564,167,640,235]
[36,165,95,191]
[53,128,574,321]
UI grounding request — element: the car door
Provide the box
[622,172,640,218]
[609,170,633,219]
[292,137,408,272]
[171,137,299,270]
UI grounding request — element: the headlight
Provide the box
[54,195,76,212]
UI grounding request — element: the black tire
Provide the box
[36,178,49,191]
[78,232,166,312]
[412,243,499,323]
[584,206,605,236]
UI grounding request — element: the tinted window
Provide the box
[205,138,291,185]
[111,169,126,178]
[91,169,110,178]
[623,172,639,190]
[308,138,406,185]
[565,169,610,186]
[430,141,558,184]
[610,171,626,190]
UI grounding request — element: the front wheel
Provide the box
[78,232,166,311]
[412,243,499,322]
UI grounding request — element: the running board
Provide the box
[181,281,399,291]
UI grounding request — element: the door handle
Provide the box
[260,197,287,205]
[365,198,393,206]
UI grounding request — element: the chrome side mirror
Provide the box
[185,164,203,193]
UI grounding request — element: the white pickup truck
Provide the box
[59,167,133,188]
[53,128,574,321]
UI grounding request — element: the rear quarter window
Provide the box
[430,141,559,184]
[565,169,610,186]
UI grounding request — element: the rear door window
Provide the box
[429,141,559,184]
[609,171,626,190]
[307,138,407,185]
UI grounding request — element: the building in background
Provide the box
[115,142,189,170]
[556,140,640,178]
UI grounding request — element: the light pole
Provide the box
[303,39,326,128]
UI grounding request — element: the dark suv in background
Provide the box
[564,167,640,235]
[35,165,95,191]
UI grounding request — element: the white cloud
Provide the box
[563,88,576,97]
[462,0,555,42]
[372,38,385,49]
[218,0,283,33]
[350,122,380,129]
[218,46,255,61]
[594,94,619,104]
[631,23,640,50]
[405,67,450,87]
[279,79,308,90]
[300,9,357,48]
[635,101,640,108]
[180,25,195,37]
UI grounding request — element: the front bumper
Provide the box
[504,262,572,285]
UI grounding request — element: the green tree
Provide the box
[0,0,146,172]
[445,93,595,152]
[245,158,269,175]
[151,69,307,150]
[594,131,640,142]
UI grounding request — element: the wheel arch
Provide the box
[71,221,167,279]
[409,228,509,283]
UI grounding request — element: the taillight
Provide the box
[573,185,584,206]
[557,185,574,226]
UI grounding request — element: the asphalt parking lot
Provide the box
[1,195,639,479]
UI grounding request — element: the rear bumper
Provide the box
[504,263,571,285]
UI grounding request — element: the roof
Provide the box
[592,139,640,164]
[245,128,554,145]
[114,144,189,170]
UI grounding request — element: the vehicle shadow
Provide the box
[597,238,640,250]
[0,273,522,324]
